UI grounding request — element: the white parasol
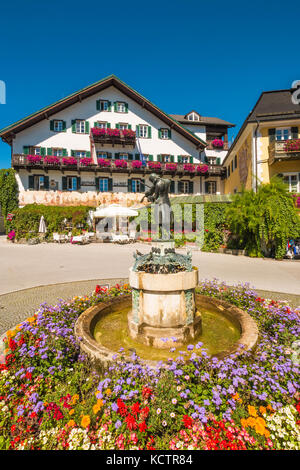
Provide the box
[92,204,138,218]
[38,215,47,233]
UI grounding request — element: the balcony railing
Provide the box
[12,154,225,177]
[269,139,300,164]
[91,127,136,147]
[206,140,229,151]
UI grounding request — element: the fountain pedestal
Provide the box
[128,262,201,349]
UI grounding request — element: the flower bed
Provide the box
[183,163,195,173]
[0,281,299,450]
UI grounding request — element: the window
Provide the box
[67,176,78,191]
[75,151,86,158]
[119,153,128,160]
[205,181,217,194]
[138,125,149,138]
[162,155,172,163]
[207,156,216,166]
[97,152,108,159]
[119,123,128,130]
[131,179,142,193]
[53,148,63,157]
[34,176,45,190]
[276,128,291,141]
[181,156,190,164]
[181,181,190,193]
[99,100,109,111]
[160,128,169,139]
[283,174,299,193]
[76,120,86,134]
[34,147,41,155]
[187,112,200,121]
[115,102,127,113]
[53,120,63,132]
[99,178,109,192]
[95,121,108,129]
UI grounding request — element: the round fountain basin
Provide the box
[74,294,259,370]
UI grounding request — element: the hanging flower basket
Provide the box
[211,139,224,149]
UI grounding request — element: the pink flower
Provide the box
[211,138,224,148]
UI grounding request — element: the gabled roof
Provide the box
[170,113,235,127]
[223,88,300,164]
[0,74,207,148]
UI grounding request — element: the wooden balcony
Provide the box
[268,140,300,165]
[91,128,136,148]
[206,140,229,151]
[12,154,225,178]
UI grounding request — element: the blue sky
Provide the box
[0,0,299,168]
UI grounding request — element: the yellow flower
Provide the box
[71,394,79,405]
[232,393,239,400]
[259,406,266,415]
[105,389,112,396]
[241,418,248,428]
[247,417,256,427]
[255,422,265,435]
[69,409,75,415]
[248,405,257,417]
[93,404,100,415]
[81,415,91,428]
[67,420,76,428]
[256,417,266,427]
[264,429,270,438]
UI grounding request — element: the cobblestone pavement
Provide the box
[0,278,127,336]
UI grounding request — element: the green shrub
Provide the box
[0,169,19,231]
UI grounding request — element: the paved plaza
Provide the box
[0,235,300,335]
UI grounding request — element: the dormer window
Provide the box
[186,111,201,121]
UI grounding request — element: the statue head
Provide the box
[149,173,159,184]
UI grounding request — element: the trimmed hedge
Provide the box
[0,169,19,231]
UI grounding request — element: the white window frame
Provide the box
[34,175,45,190]
[181,181,190,194]
[53,148,63,157]
[119,153,128,160]
[160,128,169,139]
[96,121,107,129]
[67,176,78,191]
[187,112,200,121]
[75,151,86,158]
[181,156,189,164]
[76,120,85,134]
[100,100,109,111]
[139,125,148,138]
[53,120,63,132]
[119,123,129,130]
[206,181,217,195]
[276,127,291,141]
[97,152,108,159]
[116,102,126,113]
[283,173,299,193]
[34,147,41,155]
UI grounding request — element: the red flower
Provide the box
[140,406,149,419]
[142,387,153,399]
[117,399,128,416]
[182,415,193,428]
[131,402,141,416]
[125,414,137,430]
[138,420,147,433]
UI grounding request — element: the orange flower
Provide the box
[69,409,75,415]
[67,420,76,428]
[105,389,112,396]
[81,415,90,428]
[71,394,79,405]
[259,406,267,415]
[241,418,248,428]
[248,405,257,417]
[255,422,265,435]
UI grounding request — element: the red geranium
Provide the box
[125,414,137,430]
[182,415,193,429]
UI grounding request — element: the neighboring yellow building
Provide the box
[224,89,300,194]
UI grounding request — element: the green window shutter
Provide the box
[71,150,75,157]
[140,179,145,192]
[158,129,162,139]
[135,153,140,160]
[148,155,153,161]
[128,124,132,130]
[116,123,120,129]
[170,181,175,193]
[204,155,209,163]
[128,179,132,192]
[108,178,113,191]
[85,121,90,134]
[168,129,172,139]
[96,100,100,110]
[205,182,209,193]
[41,147,46,156]
[136,125,139,135]
[234,155,238,167]
[216,157,221,165]
[62,176,67,191]
[170,155,174,162]
[86,151,91,158]
[62,121,67,132]
[148,126,152,138]
[50,120,54,131]
[47,148,52,156]
[44,176,49,190]
[28,175,34,189]
[108,101,112,111]
[177,155,182,163]
[63,149,68,156]
[189,156,194,163]
[125,103,128,113]
[95,177,99,190]
[94,122,98,128]
[114,102,117,112]
[77,177,81,190]
[107,123,111,129]
[178,181,184,193]
[291,127,298,139]
[188,181,194,194]
[115,153,120,159]
[23,146,30,155]
[71,120,76,133]
[128,153,133,160]
[268,128,275,142]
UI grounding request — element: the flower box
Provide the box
[284,139,300,152]
[97,158,111,168]
[211,139,224,149]
[197,164,209,174]
[27,155,42,164]
[131,160,143,169]
[148,161,161,170]
[183,163,195,172]
[114,159,128,168]
[62,157,78,166]
[44,156,60,165]
[165,163,177,171]
[80,157,93,167]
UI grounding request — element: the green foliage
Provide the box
[226,178,300,259]
[10,204,92,240]
[0,169,19,231]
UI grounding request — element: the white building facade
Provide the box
[0,75,234,205]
